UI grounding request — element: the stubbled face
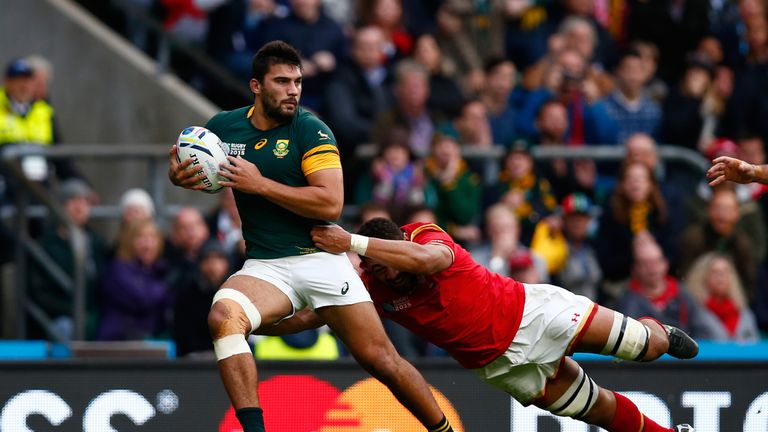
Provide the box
[254,63,302,123]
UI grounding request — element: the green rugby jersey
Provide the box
[205,106,341,259]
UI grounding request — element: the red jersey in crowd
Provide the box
[361,223,526,369]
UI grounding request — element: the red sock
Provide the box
[608,392,673,432]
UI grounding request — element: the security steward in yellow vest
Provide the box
[0,58,54,146]
[255,329,340,360]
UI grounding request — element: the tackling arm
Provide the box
[311,225,454,275]
[256,309,325,336]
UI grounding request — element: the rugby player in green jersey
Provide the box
[168,41,454,432]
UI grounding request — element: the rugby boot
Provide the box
[664,325,699,359]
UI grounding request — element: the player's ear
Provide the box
[250,78,261,95]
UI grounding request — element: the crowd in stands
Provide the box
[5,0,768,359]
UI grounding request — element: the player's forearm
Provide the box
[256,177,343,220]
[754,164,768,184]
[363,238,445,274]
[257,310,324,336]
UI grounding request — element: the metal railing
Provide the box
[1,142,709,341]
[1,144,170,341]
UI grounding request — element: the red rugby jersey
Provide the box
[362,223,526,369]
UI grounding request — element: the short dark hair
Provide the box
[251,40,302,82]
[358,217,403,240]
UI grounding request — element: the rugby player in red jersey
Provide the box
[277,218,697,432]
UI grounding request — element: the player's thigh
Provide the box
[571,305,616,352]
[315,302,394,361]
[221,275,293,327]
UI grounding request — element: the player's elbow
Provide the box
[318,197,343,220]
[409,251,443,274]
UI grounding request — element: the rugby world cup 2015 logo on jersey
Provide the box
[228,143,246,156]
[273,140,290,158]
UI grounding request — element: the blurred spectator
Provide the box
[602,50,661,144]
[486,140,558,244]
[161,0,219,46]
[173,239,230,356]
[357,201,391,225]
[433,2,485,94]
[97,218,170,341]
[370,60,438,157]
[629,40,667,103]
[165,207,211,305]
[532,99,601,202]
[355,128,425,220]
[623,133,688,241]
[627,0,710,84]
[324,26,392,158]
[207,0,288,81]
[522,15,614,96]
[661,53,720,152]
[27,179,107,340]
[412,32,464,118]
[0,58,82,197]
[112,187,157,257]
[615,233,714,339]
[722,10,768,145]
[684,252,760,342]
[423,132,482,245]
[24,55,53,101]
[252,0,347,111]
[517,48,616,145]
[595,162,679,299]
[470,203,548,282]
[356,0,413,63]
[205,187,242,258]
[449,98,494,149]
[405,204,437,224]
[551,193,602,300]
[679,185,758,300]
[480,57,520,148]
[686,138,767,268]
[508,249,542,283]
[439,0,507,65]
[119,188,156,227]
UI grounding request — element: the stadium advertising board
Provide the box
[0,361,766,431]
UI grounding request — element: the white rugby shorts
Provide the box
[472,283,596,404]
[230,252,372,312]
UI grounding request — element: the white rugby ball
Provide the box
[176,126,230,194]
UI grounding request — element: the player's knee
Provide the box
[208,288,262,339]
[600,312,652,362]
[545,367,600,420]
[207,304,249,339]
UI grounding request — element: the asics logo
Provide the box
[341,282,349,295]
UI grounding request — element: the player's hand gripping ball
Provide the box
[176,126,230,193]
